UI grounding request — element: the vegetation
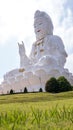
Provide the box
[10,89,14,94]
[0,106,73,130]
[58,76,72,92]
[0,92,73,129]
[1,91,73,104]
[0,76,73,130]
[24,87,28,93]
[39,88,43,92]
[45,77,59,93]
[45,76,72,93]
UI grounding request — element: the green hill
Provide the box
[0,92,73,130]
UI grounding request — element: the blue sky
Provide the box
[0,0,73,82]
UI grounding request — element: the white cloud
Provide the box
[0,0,36,44]
[0,0,68,45]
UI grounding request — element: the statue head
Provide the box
[18,41,25,56]
[34,10,53,40]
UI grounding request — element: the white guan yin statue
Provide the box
[0,10,73,94]
[30,10,67,67]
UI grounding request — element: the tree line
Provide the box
[9,76,73,94]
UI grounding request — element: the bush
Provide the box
[24,87,28,93]
[71,86,73,90]
[45,76,72,93]
[45,77,59,93]
[39,88,43,92]
[57,76,72,92]
[10,89,14,94]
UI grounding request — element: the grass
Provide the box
[0,91,73,104]
[0,91,73,129]
[0,104,73,130]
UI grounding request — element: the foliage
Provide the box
[71,86,73,90]
[10,89,14,94]
[45,77,59,93]
[24,87,28,93]
[0,106,73,130]
[57,76,72,92]
[39,88,43,92]
[45,76,72,93]
[0,92,73,129]
[1,91,73,104]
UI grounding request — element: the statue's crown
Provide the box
[34,10,50,19]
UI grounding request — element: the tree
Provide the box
[71,86,73,90]
[39,88,43,92]
[10,89,14,94]
[57,76,72,92]
[24,87,28,93]
[45,77,59,93]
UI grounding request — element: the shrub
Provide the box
[24,87,28,93]
[71,86,73,90]
[10,89,14,94]
[57,76,72,92]
[39,88,43,92]
[45,77,59,93]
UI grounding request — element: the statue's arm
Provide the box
[29,43,36,58]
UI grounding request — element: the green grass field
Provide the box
[0,91,73,130]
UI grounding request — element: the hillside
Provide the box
[0,92,73,130]
[0,91,73,104]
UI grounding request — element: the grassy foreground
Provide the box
[0,92,73,130]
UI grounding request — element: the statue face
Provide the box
[34,17,53,40]
[34,18,48,40]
